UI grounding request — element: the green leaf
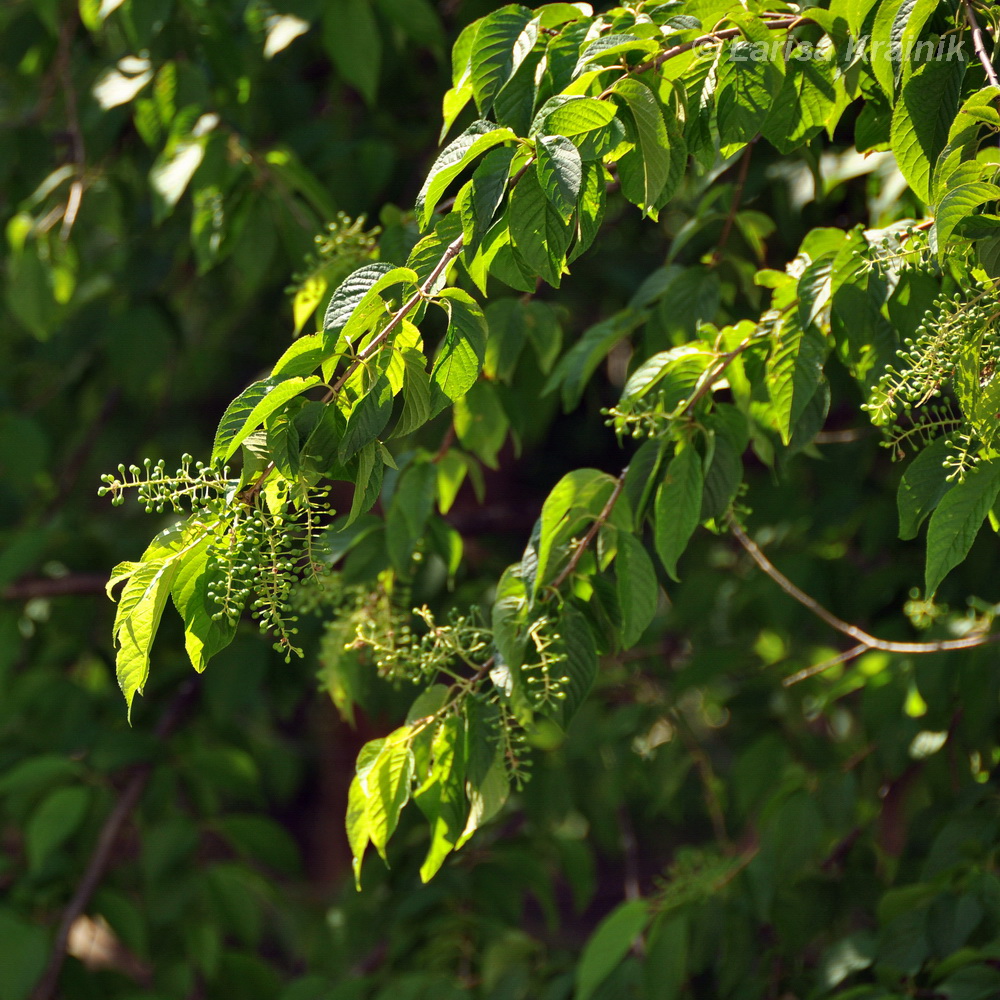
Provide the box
[386,461,437,571]
[361,727,416,858]
[870,0,938,96]
[454,380,508,468]
[545,309,644,411]
[715,40,783,152]
[643,914,688,1000]
[322,262,418,350]
[933,181,1000,258]
[26,785,90,871]
[413,713,467,881]
[340,375,394,461]
[465,145,516,246]
[570,160,608,263]
[925,460,1000,596]
[415,122,516,229]
[346,775,371,889]
[508,164,572,286]
[170,535,237,672]
[611,78,670,218]
[391,347,434,438]
[559,605,599,725]
[271,333,325,378]
[347,442,384,525]
[407,211,464,292]
[458,700,509,847]
[0,909,48,1000]
[535,134,582,222]
[654,446,703,582]
[762,55,837,154]
[375,0,443,50]
[535,469,617,591]
[469,5,536,114]
[532,96,617,137]
[766,312,827,445]
[890,57,966,204]
[113,526,204,716]
[615,533,658,649]
[212,375,319,465]
[492,565,529,669]
[898,436,952,540]
[430,288,487,411]
[575,898,651,1000]
[484,298,528,382]
[322,0,381,105]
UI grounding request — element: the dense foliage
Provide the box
[7,0,1000,997]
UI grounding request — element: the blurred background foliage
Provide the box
[3,1,1000,999]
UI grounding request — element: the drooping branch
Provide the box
[965,1,1000,89]
[727,516,1000,683]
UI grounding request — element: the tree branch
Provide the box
[3,574,108,601]
[710,141,754,268]
[55,10,85,240]
[727,516,1000,682]
[549,470,627,592]
[965,2,1000,89]
[31,679,200,1000]
[327,233,466,399]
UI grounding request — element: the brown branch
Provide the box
[549,470,627,592]
[727,516,1000,682]
[55,10,85,240]
[640,16,806,76]
[31,679,200,1000]
[3,574,108,601]
[710,142,753,268]
[431,422,456,463]
[965,1,1000,89]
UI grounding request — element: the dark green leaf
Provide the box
[925,459,1000,596]
[536,134,582,222]
[898,436,954,540]
[615,533,658,648]
[654,446,703,581]
[469,5,536,114]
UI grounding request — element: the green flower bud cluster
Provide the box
[520,616,570,712]
[98,455,233,512]
[864,288,1000,432]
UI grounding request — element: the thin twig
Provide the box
[641,17,805,75]
[782,643,867,686]
[549,470,627,591]
[965,1,1000,89]
[683,330,766,415]
[55,10,85,240]
[710,142,753,268]
[32,680,200,1000]
[3,574,108,601]
[431,423,456,463]
[727,516,1000,683]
